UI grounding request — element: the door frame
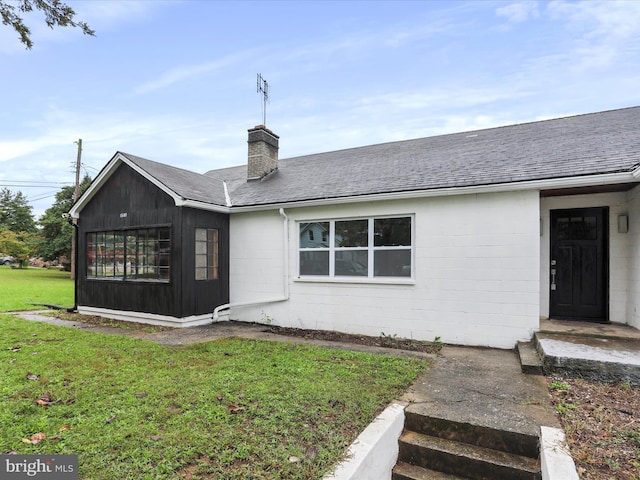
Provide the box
[549,206,609,322]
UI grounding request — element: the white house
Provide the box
[69,106,640,348]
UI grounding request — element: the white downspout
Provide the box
[212,208,290,321]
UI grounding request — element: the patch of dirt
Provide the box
[547,375,640,480]
[266,325,443,354]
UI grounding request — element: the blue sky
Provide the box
[1,0,640,218]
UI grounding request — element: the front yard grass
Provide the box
[0,266,74,311]
[0,315,428,479]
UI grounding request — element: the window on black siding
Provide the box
[86,226,170,281]
[195,228,219,280]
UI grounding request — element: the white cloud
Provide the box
[545,0,640,69]
[496,2,540,23]
[133,61,226,95]
[132,49,258,95]
[547,0,640,39]
[74,0,168,30]
[352,86,533,114]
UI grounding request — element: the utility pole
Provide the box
[70,139,82,280]
[74,139,82,203]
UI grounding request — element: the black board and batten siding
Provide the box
[77,163,229,319]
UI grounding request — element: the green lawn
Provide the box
[0,274,428,479]
[0,266,74,312]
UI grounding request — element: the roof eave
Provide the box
[227,171,639,213]
[180,199,230,214]
[69,152,185,219]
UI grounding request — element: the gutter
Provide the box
[212,207,290,321]
[73,220,78,312]
[227,170,640,214]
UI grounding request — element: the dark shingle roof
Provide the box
[120,153,228,206]
[129,106,640,209]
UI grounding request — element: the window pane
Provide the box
[556,216,598,241]
[143,266,157,278]
[195,228,207,241]
[335,220,368,247]
[300,251,329,275]
[158,266,170,280]
[126,232,137,277]
[195,228,218,280]
[572,216,597,241]
[195,267,207,280]
[196,255,208,268]
[114,232,125,278]
[159,252,170,271]
[195,241,207,255]
[335,250,368,276]
[300,222,329,248]
[87,233,96,277]
[374,250,411,277]
[374,217,411,246]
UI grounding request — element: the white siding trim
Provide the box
[77,306,213,328]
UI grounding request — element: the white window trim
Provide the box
[297,215,415,284]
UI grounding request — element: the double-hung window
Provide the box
[299,216,412,279]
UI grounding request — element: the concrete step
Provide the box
[398,431,541,480]
[517,341,544,375]
[393,461,468,480]
[534,332,640,386]
[404,409,540,459]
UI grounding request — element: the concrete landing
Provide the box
[539,318,640,340]
[536,319,640,386]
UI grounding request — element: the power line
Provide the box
[28,191,60,202]
[0,180,72,185]
[82,163,100,172]
[0,183,74,188]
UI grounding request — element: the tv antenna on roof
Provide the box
[257,73,269,126]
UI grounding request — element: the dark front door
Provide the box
[550,207,608,322]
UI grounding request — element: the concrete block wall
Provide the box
[229,190,540,349]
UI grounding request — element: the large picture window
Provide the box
[87,227,171,281]
[195,228,219,280]
[299,216,412,279]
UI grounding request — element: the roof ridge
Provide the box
[230,105,635,165]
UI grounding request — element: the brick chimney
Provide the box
[247,125,279,181]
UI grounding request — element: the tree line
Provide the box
[0,176,91,268]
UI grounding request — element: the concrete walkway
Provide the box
[10,311,433,359]
[401,345,561,435]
